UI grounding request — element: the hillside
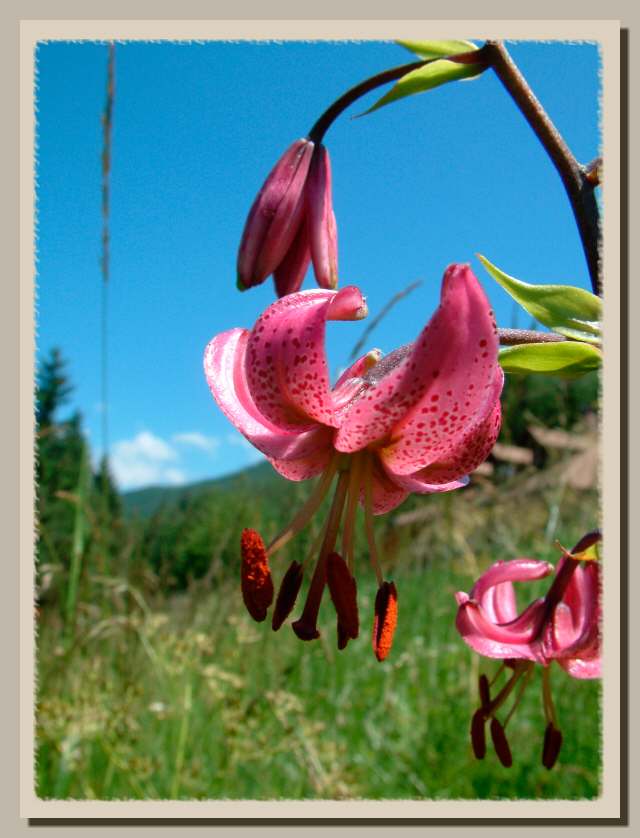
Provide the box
[121,460,280,518]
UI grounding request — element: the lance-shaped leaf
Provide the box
[397,39,478,60]
[362,57,486,116]
[499,342,602,378]
[478,254,601,344]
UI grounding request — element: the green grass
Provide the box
[35,467,601,801]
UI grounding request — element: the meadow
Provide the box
[35,455,600,801]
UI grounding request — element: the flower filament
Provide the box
[240,449,398,660]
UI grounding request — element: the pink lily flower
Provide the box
[454,531,601,768]
[236,139,338,296]
[205,263,503,658]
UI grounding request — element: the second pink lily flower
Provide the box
[454,531,601,768]
[205,263,503,654]
[237,139,338,297]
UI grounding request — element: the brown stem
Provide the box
[540,529,602,627]
[484,41,601,297]
[498,328,566,346]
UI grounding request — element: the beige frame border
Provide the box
[20,18,621,820]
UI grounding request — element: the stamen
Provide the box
[372,580,398,662]
[363,454,384,586]
[300,526,327,573]
[291,556,326,640]
[490,717,513,768]
[292,470,350,641]
[487,660,529,717]
[271,560,304,632]
[341,453,364,574]
[471,708,487,759]
[337,619,350,650]
[240,528,274,622]
[326,552,359,644]
[502,662,534,727]
[542,722,563,770]
[266,456,339,556]
[478,674,491,711]
[541,666,558,728]
[489,662,507,687]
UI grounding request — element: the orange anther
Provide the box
[240,528,274,622]
[372,581,398,662]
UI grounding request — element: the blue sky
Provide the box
[35,40,600,491]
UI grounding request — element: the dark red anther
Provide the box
[326,552,359,643]
[542,722,564,770]
[271,560,304,632]
[337,619,350,650]
[372,581,398,662]
[292,552,328,641]
[490,717,513,768]
[240,529,274,622]
[470,708,487,760]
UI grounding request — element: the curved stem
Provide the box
[308,48,487,144]
[539,529,602,628]
[484,41,601,296]
[307,58,428,143]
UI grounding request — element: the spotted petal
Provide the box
[268,443,333,481]
[362,458,409,515]
[380,461,468,495]
[204,328,330,460]
[382,368,503,480]
[335,264,499,456]
[245,286,367,432]
[381,274,502,474]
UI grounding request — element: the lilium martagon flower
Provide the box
[236,140,338,297]
[205,263,503,660]
[455,530,601,769]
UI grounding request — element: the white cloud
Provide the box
[173,431,220,454]
[110,431,185,490]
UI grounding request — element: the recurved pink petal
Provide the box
[360,457,409,515]
[544,561,600,665]
[469,559,554,603]
[380,460,468,494]
[557,655,601,679]
[237,139,314,289]
[382,359,504,480]
[335,264,499,456]
[268,441,333,482]
[485,582,518,624]
[455,598,547,663]
[204,328,329,460]
[273,216,311,298]
[307,145,338,289]
[245,286,367,432]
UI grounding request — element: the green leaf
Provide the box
[499,342,602,378]
[397,39,478,60]
[362,58,486,116]
[478,254,601,344]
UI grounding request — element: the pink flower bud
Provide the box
[306,145,338,289]
[237,139,314,290]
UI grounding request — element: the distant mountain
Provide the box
[121,460,280,518]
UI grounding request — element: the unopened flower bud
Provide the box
[237,139,314,291]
